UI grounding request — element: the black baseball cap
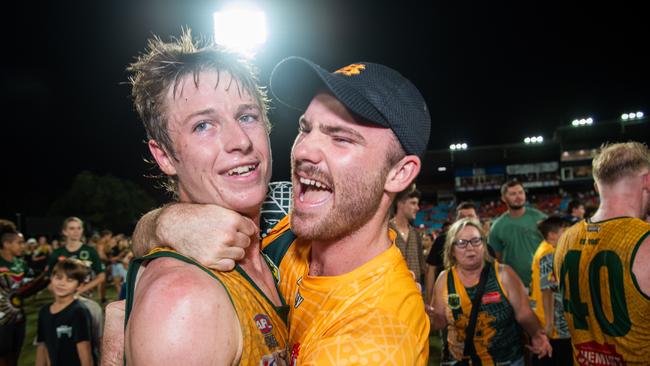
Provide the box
[269,57,431,158]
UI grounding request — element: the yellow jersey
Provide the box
[263,216,430,366]
[555,217,650,365]
[529,240,570,339]
[125,247,289,366]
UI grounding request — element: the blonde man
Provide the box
[555,142,650,365]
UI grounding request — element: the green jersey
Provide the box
[488,207,546,287]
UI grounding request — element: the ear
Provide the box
[384,155,421,194]
[640,171,650,194]
[148,140,177,176]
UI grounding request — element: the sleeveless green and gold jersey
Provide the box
[125,247,289,365]
[555,217,650,365]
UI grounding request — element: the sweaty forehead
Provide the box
[167,69,253,101]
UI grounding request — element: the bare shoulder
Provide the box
[497,263,522,290]
[126,258,240,365]
[434,269,448,288]
[632,233,650,296]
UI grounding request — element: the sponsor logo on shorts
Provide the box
[575,341,625,366]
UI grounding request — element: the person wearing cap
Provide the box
[120,56,432,364]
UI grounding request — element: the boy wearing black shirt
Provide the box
[36,258,93,366]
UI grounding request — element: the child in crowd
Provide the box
[36,258,94,366]
[529,216,572,366]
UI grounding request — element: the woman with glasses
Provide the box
[428,218,551,365]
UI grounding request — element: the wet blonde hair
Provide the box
[592,142,650,185]
[443,217,493,269]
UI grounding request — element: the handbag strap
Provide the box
[462,262,491,364]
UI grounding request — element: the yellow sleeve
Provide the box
[298,310,428,366]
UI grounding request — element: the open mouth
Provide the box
[226,163,258,177]
[297,176,333,205]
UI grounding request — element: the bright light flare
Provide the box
[213,5,267,55]
[571,117,594,127]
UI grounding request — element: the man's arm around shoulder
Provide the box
[132,204,257,270]
[125,259,242,365]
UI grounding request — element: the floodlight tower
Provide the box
[213,4,267,56]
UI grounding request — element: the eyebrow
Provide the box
[299,116,366,144]
[182,108,216,126]
[235,103,261,115]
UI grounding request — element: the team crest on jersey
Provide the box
[448,293,461,310]
[335,63,366,76]
[79,251,90,260]
[574,341,624,366]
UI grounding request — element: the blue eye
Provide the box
[193,121,211,132]
[239,114,259,124]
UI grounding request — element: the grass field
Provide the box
[16,287,443,365]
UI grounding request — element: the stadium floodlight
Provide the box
[438,166,447,172]
[524,135,544,144]
[213,4,267,56]
[621,111,645,121]
[449,142,468,151]
[571,117,594,127]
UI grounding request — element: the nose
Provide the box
[291,130,325,166]
[223,120,253,153]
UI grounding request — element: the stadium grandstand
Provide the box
[414,113,648,233]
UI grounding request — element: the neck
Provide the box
[310,197,392,277]
[592,180,647,221]
[456,262,484,278]
[1,250,14,262]
[65,240,82,251]
[54,294,75,308]
[508,206,526,218]
[392,214,410,229]
[234,213,264,272]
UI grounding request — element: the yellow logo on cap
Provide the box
[335,63,366,76]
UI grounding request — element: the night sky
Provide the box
[2,0,648,219]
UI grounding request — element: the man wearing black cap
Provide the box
[119,57,432,364]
